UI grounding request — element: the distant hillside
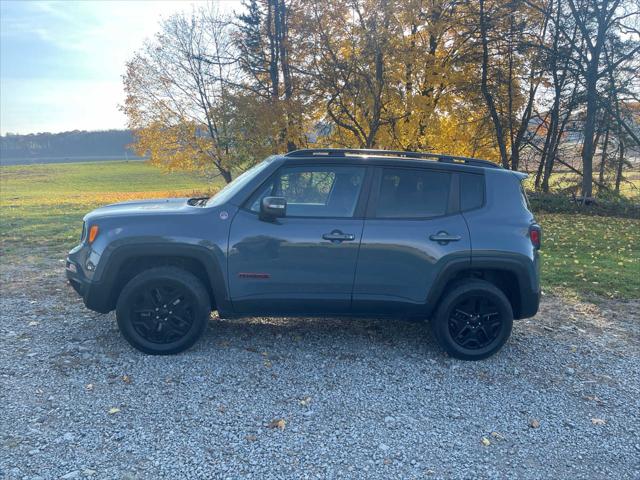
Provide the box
[0,130,145,164]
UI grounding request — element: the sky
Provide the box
[0,0,242,135]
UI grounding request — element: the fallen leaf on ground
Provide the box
[481,437,491,446]
[108,407,120,415]
[267,418,286,430]
[299,396,312,406]
[245,434,257,442]
[591,418,606,425]
[122,375,132,384]
[529,419,540,428]
[85,384,93,391]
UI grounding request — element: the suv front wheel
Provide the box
[116,267,211,355]
[431,280,513,360]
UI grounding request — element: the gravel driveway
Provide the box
[1,255,639,479]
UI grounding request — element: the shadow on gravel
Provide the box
[201,315,440,358]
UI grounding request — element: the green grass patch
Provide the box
[1,160,638,299]
[0,161,219,252]
[537,213,640,299]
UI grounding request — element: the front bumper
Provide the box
[66,258,112,313]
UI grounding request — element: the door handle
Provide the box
[429,231,462,244]
[323,230,356,243]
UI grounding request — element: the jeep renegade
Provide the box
[66,149,541,360]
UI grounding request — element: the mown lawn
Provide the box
[0,161,219,251]
[1,160,638,299]
[536,213,639,299]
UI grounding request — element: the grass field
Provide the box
[0,161,221,250]
[1,160,638,299]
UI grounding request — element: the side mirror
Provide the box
[260,196,286,220]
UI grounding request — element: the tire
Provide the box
[116,267,211,355]
[431,279,513,361]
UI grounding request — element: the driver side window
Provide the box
[248,165,365,218]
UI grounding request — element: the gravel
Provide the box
[1,256,639,479]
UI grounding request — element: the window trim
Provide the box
[241,163,373,220]
[366,166,458,220]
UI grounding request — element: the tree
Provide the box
[122,0,639,196]
[300,0,400,148]
[562,0,639,198]
[123,8,240,182]
[474,0,550,169]
[236,0,303,151]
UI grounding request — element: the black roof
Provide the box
[284,148,501,170]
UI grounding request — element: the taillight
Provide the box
[529,225,541,249]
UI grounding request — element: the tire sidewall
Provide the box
[433,282,513,361]
[116,269,210,355]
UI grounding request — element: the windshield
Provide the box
[206,160,272,207]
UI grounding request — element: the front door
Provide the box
[228,164,369,315]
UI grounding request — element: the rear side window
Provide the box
[375,168,450,218]
[460,173,484,211]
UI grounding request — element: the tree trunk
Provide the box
[220,168,232,184]
[598,122,609,186]
[572,0,607,200]
[580,68,599,199]
[615,137,624,194]
[538,108,558,192]
[542,108,573,193]
[267,0,280,100]
[479,0,509,168]
[276,0,296,151]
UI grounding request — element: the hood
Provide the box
[84,197,194,222]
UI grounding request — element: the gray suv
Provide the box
[66,149,541,360]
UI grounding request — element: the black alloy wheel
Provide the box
[116,267,211,355]
[447,295,502,350]
[431,279,513,360]
[130,283,195,344]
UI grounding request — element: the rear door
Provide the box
[228,163,370,315]
[352,166,471,315]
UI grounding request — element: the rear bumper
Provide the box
[65,258,112,313]
[517,285,540,319]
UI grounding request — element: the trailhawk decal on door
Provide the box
[237,272,271,279]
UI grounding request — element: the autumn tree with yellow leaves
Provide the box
[123,0,639,195]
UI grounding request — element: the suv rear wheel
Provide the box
[431,280,513,360]
[116,267,211,355]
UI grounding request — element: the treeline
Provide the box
[123,0,640,198]
[0,130,140,161]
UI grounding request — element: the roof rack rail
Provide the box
[284,148,501,169]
